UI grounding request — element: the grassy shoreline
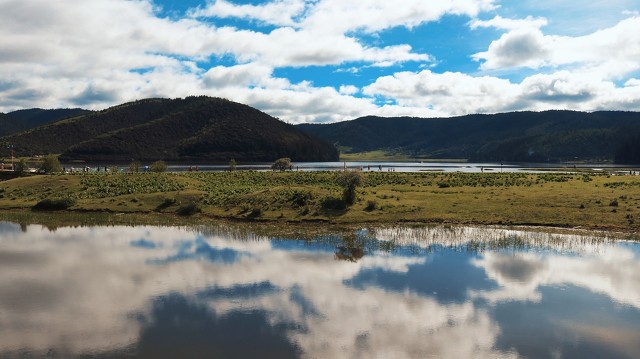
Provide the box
[1,171,639,233]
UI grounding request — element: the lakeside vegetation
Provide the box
[1,170,639,232]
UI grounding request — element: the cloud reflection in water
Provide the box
[0,223,637,358]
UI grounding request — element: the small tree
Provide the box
[14,158,29,175]
[229,158,237,171]
[335,171,363,206]
[271,157,292,171]
[39,154,62,174]
[128,160,141,173]
[150,160,168,172]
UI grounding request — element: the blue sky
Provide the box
[0,0,639,123]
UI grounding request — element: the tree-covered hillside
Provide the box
[0,108,91,137]
[1,97,338,162]
[297,111,640,163]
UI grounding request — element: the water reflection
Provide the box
[0,223,638,358]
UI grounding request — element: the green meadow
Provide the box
[1,171,639,232]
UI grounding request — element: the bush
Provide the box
[290,190,313,207]
[176,202,201,216]
[248,207,262,218]
[14,158,29,175]
[39,154,62,174]
[155,197,177,211]
[609,199,619,207]
[129,161,141,173]
[32,198,75,211]
[321,197,347,210]
[335,171,363,206]
[150,160,168,172]
[365,200,378,211]
[271,157,292,171]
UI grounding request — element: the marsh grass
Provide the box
[0,171,638,231]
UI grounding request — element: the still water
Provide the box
[79,161,640,173]
[0,223,639,358]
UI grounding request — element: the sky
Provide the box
[1,0,639,123]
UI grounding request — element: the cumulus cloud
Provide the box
[363,70,519,115]
[194,0,497,34]
[473,28,552,69]
[363,69,640,115]
[189,0,307,26]
[0,0,638,121]
[339,85,359,95]
[470,15,548,30]
[473,16,640,76]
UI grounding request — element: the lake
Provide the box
[72,161,640,174]
[0,223,639,358]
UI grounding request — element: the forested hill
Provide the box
[1,96,338,162]
[0,108,91,137]
[297,111,640,164]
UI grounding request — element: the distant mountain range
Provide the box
[297,111,640,164]
[0,108,91,138]
[0,97,338,163]
[2,101,639,164]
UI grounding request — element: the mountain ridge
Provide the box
[296,110,640,163]
[1,97,338,163]
[0,108,91,138]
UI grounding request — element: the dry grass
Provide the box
[0,171,638,231]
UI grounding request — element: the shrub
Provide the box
[365,200,378,211]
[150,160,168,173]
[609,199,619,207]
[155,197,177,211]
[39,154,62,174]
[14,158,29,175]
[335,171,363,206]
[248,207,262,218]
[176,203,201,216]
[32,198,75,211]
[321,196,347,210]
[271,157,292,171]
[129,161,141,173]
[290,190,313,207]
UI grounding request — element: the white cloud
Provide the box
[0,0,638,122]
[299,0,496,34]
[0,0,437,118]
[363,67,640,116]
[189,0,307,26]
[470,15,548,30]
[473,28,552,69]
[474,16,640,77]
[363,70,519,115]
[339,85,359,95]
[193,0,497,34]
